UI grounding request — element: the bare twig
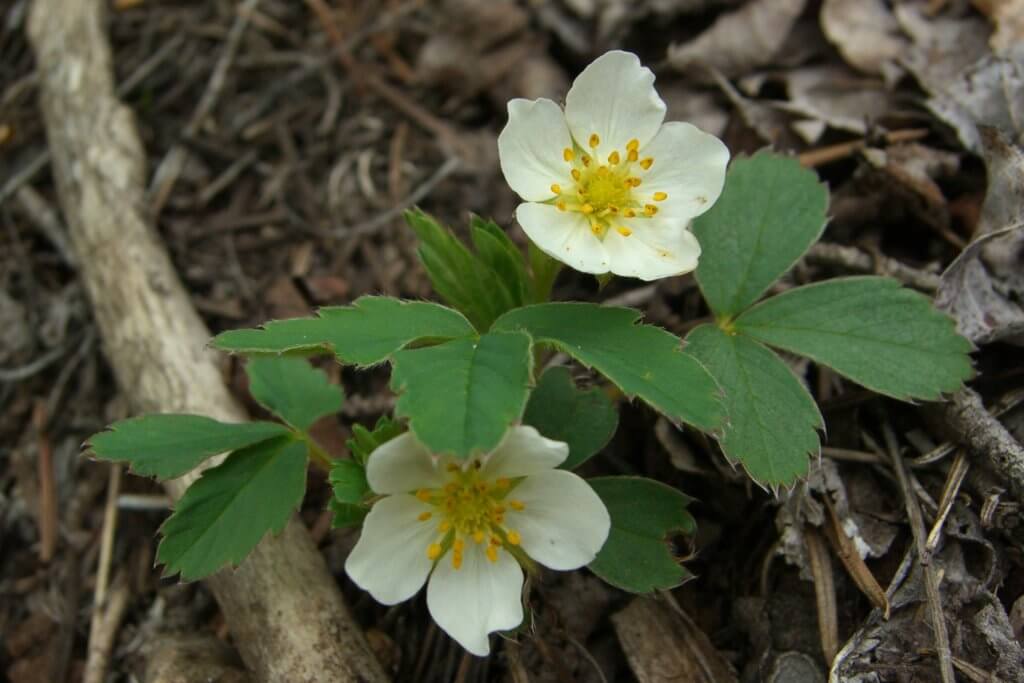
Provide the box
[83,571,131,683]
[14,185,77,266]
[941,387,1024,500]
[804,527,840,663]
[33,401,58,563]
[924,450,969,560]
[805,242,941,293]
[798,129,930,168]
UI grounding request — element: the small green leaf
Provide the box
[693,152,829,318]
[347,416,405,466]
[528,242,562,303]
[686,325,822,485]
[470,216,531,307]
[330,459,369,504]
[391,331,533,458]
[88,415,289,481]
[494,303,724,433]
[212,296,475,367]
[587,476,696,593]
[245,356,343,432]
[330,499,368,529]
[735,277,974,400]
[157,437,308,580]
[522,366,618,470]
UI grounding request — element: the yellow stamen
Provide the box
[486,545,498,563]
[509,500,525,511]
[427,543,442,560]
[551,183,561,194]
[473,530,485,544]
[417,511,433,521]
[571,168,581,181]
[495,478,510,489]
[627,149,639,162]
[563,147,574,162]
[588,133,600,148]
[590,222,602,235]
[626,138,639,152]
[416,489,433,502]
[438,520,451,533]
[453,538,465,553]
[507,531,522,546]
[616,226,632,237]
[644,204,658,216]
[581,155,591,167]
[452,551,463,570]
[607,205,619,213]
[626,177,641,187]
[581,204,594,214]
[608,150,620,165]
[556,200,567,211]
[624,209,637,218]
[653,191,668,201]
[640,157,654,170]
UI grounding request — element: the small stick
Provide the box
[941,387,1024,500]
[798,129,930,168]
[83,573,131,683]
[93,464,123,611]
[924,450,969,560]
[33,401,58,563]
[804,242,941,293]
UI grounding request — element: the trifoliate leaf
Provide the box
[470,215,532,306]
[522,366,618,470]
[494,304,724,433]
[693,152,829,318]
[735,277,973,400]
[686,324,823,485]
[390,331,532,458]
[329,459,369,504]
[211,296,475,367]
[347,416,405,466]
[157,437,307,580]
[245,356,343,432]
[587,476,696,593]
[87,415,289,481]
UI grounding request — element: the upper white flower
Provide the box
[498,50,730,281]
[344,426,610,657]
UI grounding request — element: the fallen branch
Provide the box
[26,2,386,681]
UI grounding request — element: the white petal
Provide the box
[498,98,574,202]
[638,121,730,221]
[344,494,437,605]
[480,426,568,480]
[505,470,610,571]
[516,202,610,275]
[604,218,702,281]
[564,51,666,158]
[365,433,444,495]
[426,543,524,657]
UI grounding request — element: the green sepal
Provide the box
[330,459,369,504]
[347,415,405,466]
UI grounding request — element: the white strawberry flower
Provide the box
[344,426,610,656]
[498,50,730,281]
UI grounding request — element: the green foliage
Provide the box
[494,304,724,434]
[88,415,289,480]
[245,356,343,432]
[157,437,308,580]
[686,325,823,485]
[528,242,562,303]
[587,477,696,593]
[470,215,533,307]
[211,296,475,367]
[735,277,974,401]
[522,366,618,470]
[347,416,404,466]
[329,459,369,504]
[330,500,368,529]
[693,153,828,319]
[390,331,533,458]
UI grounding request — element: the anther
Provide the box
[427,543,442,560]
[571,168,581,181]
[550,183,561,194]
[644,204,658,216]
[507,531,522,546]
[626,177,642,187]
[616,226,633,237]
[653,191,668,201]
[608,151,620,165]
[416,489,432,502]
[438,520,452,533]
[640,158,654,170]
[556,200,567,212]
[626,139,639,152]
[581,155,591,167]
[588,133,600,148]
[624,209,637,218]
[453,538,465,553]
[563,148,574,162]
[495,478,510,489]
[452,552,463,570]
[509,500,526,511]
[627,149,639,162]
[581,204,594,214]
[418,511,433,521]
[473,530,485,544]
[486,545,499,563]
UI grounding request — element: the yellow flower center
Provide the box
[415,462,525,570]
[553,135,667,239]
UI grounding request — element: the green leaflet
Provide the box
[347,415,404,466]
[157,437,308,580]
[87,415,289,481]
[211,296,475,367]
[245,356,343,432]
[735,277,973,401]
[494,303,724,433]
[686,325,823,486]
[522,366,618,470]
[587,476,696,593]
[390,331,533,458]
[329,459,369,504]
[693,153,828,318]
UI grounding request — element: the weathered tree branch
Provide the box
[27,1,387,681]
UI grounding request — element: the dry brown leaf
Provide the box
[820,0,907,77]
[897,3,991,98]
[667,0,806,80]
[928,54,1024,152]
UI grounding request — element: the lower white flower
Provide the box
[498,50,730,281]
[344,426,610,656]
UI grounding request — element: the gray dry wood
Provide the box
[26,2,388,681]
